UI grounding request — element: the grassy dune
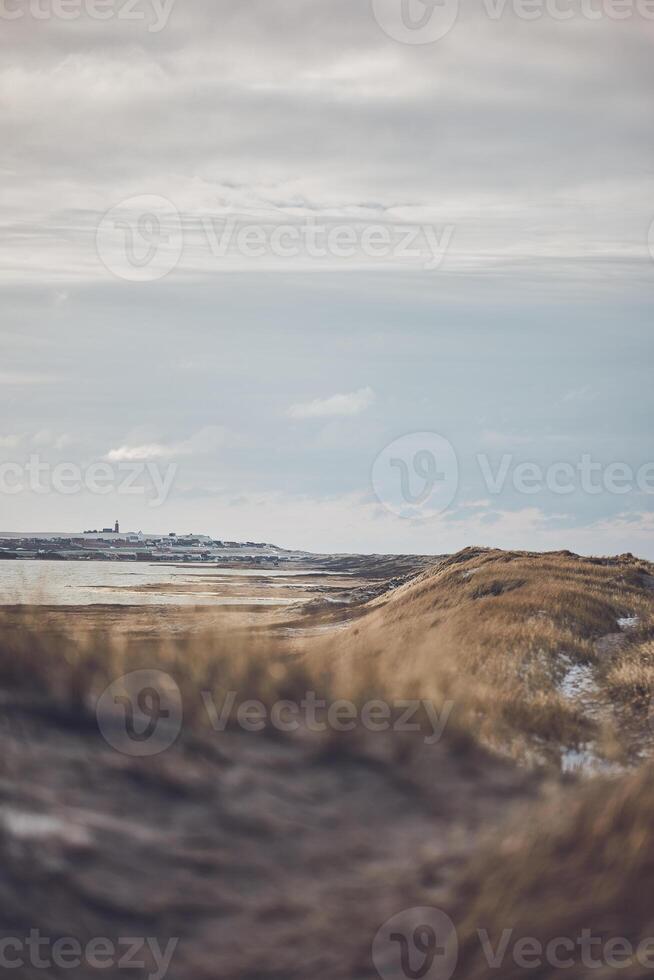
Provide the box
[1,548,654,978]
[314,547,654,765]
[452,761,654,979]
[1,547,653,766]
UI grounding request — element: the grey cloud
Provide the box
[1,1,653,552]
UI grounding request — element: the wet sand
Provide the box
[0,553,437,641]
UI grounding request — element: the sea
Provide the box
[0,560,308,607]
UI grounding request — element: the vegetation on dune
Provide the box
[312,547,654,765]
[451,761,654,979]
[1,547,653,769]
[1,548,654,978]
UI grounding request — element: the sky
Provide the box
[1,0,653,555]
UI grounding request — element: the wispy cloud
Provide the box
[563,385,595,403]
[0,434,22,449]
[0,371,57,385]
[105,426,229,462]
[105,444,168,462]
[287,387,375,419]
[32,430,74,450]
[481,430,533,448]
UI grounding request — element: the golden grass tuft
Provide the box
[1,547,652,766]
[310,547,654,764]
[450,762,654,979]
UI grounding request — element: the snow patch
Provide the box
[617,616,639,630]
[558,661,597,702]
[0,808,91,845]
[561,746,622,777]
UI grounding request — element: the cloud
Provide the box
[105,425,230,462]
[3,2,651,284]
[563,385,595,403]
[0,371,56,385]
[0,434,22,449]
[31,430,74,450]
[287,387,375,419]
[105,443,170,462]
[1,3,652,558]
[480,430,533,448]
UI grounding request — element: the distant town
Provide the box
[0,522,303,565]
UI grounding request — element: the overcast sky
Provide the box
[1,0,653,554]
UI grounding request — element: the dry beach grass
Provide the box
[0,547,653,978]
[314,547,654,765]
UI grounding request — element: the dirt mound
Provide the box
[0,693,530,980]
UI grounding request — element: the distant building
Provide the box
[80,522,136,543]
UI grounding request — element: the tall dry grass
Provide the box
[0,547,652,766]
[3,548,654,980]
[450,761,654,979]
[310,548,654,764]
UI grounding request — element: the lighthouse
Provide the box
[114,520,120,534]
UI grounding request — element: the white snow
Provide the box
[558,661,597,702]
[0,808,89,844]
[617,616,639,630]
[561,746,622,777]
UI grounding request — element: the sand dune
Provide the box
[0,548,653,978]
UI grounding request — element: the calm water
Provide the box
[0,561,307,607]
